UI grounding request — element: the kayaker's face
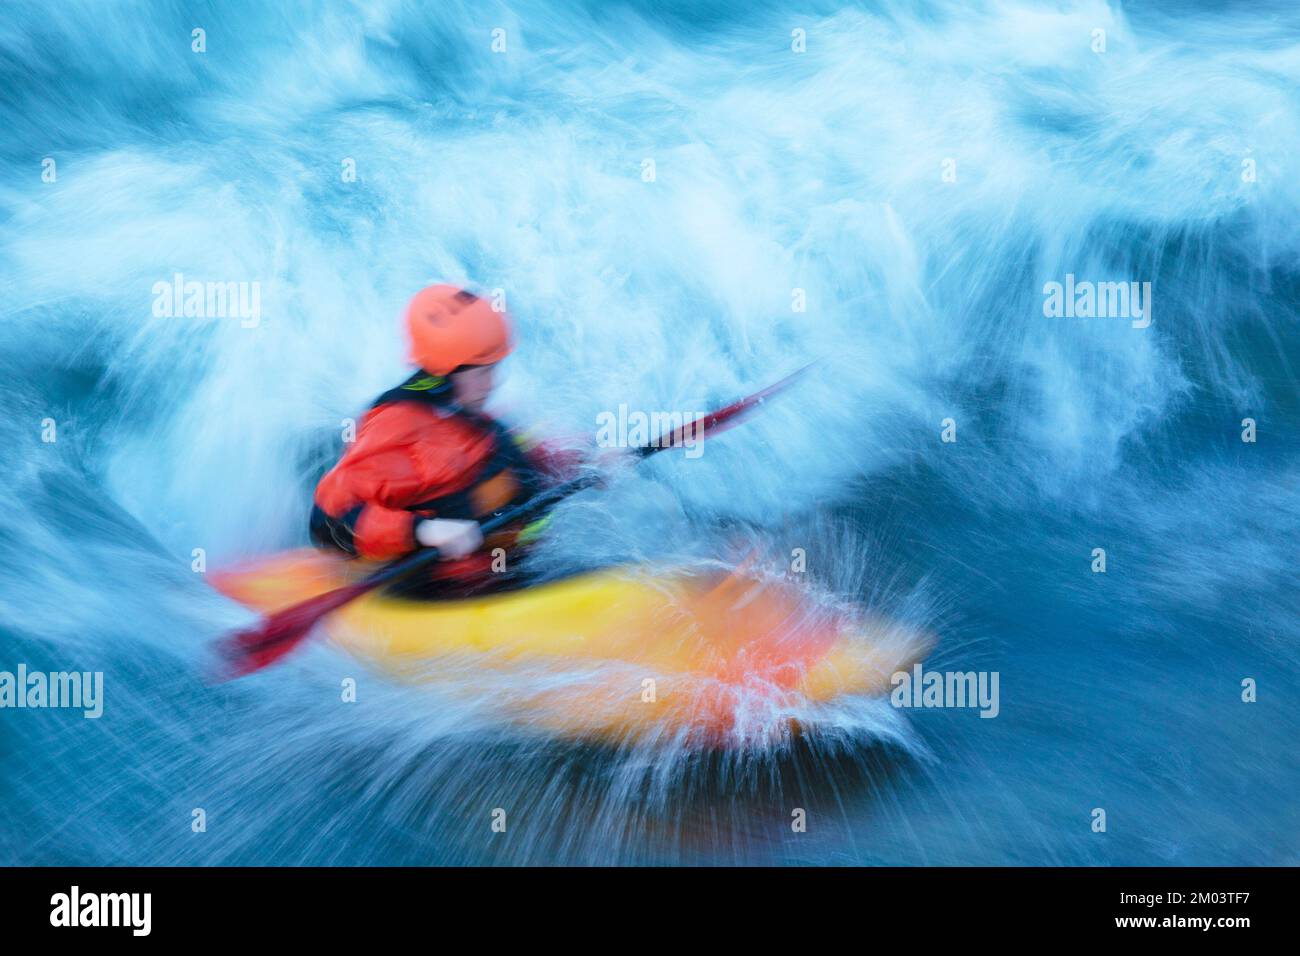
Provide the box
[452,363,495,412]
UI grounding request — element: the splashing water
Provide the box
[0,0,1296,864]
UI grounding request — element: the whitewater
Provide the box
[0,0,1296,864]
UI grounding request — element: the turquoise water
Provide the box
[0,0,1296,864]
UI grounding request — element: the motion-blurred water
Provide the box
[1,0,1296,865]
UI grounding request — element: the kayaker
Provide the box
[309,284,575,594]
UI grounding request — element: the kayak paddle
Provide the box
[213,364,810,678]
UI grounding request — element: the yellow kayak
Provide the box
[212,549,931,745]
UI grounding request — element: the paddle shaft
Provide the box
[218,365,809,672]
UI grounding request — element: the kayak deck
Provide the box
[212,549,930,745]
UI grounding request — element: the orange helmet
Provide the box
[404,284,513,375]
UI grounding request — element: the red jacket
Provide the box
[311,374,574,580]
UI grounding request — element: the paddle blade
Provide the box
[212,581,371,680]
[643,362,814,457]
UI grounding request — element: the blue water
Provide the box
[1,0,1296,865]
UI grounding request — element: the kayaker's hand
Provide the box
[415,519,484,559]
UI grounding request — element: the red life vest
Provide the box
[311,372,543,569]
